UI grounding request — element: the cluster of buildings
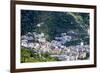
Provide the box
[21,31,90,61]
[50,45,89,61]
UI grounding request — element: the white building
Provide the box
[80,41,84,46]
[28,43,34,48]
[21,39,28,47]
[37,22,44,27]
[33,43,40,49]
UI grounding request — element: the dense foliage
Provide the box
[21,47,58,63]
[21,10,89,42]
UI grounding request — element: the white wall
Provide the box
[0,0,100,73]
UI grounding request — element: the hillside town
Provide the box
[21,31,90,61]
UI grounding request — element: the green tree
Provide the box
[21,48,31,63]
